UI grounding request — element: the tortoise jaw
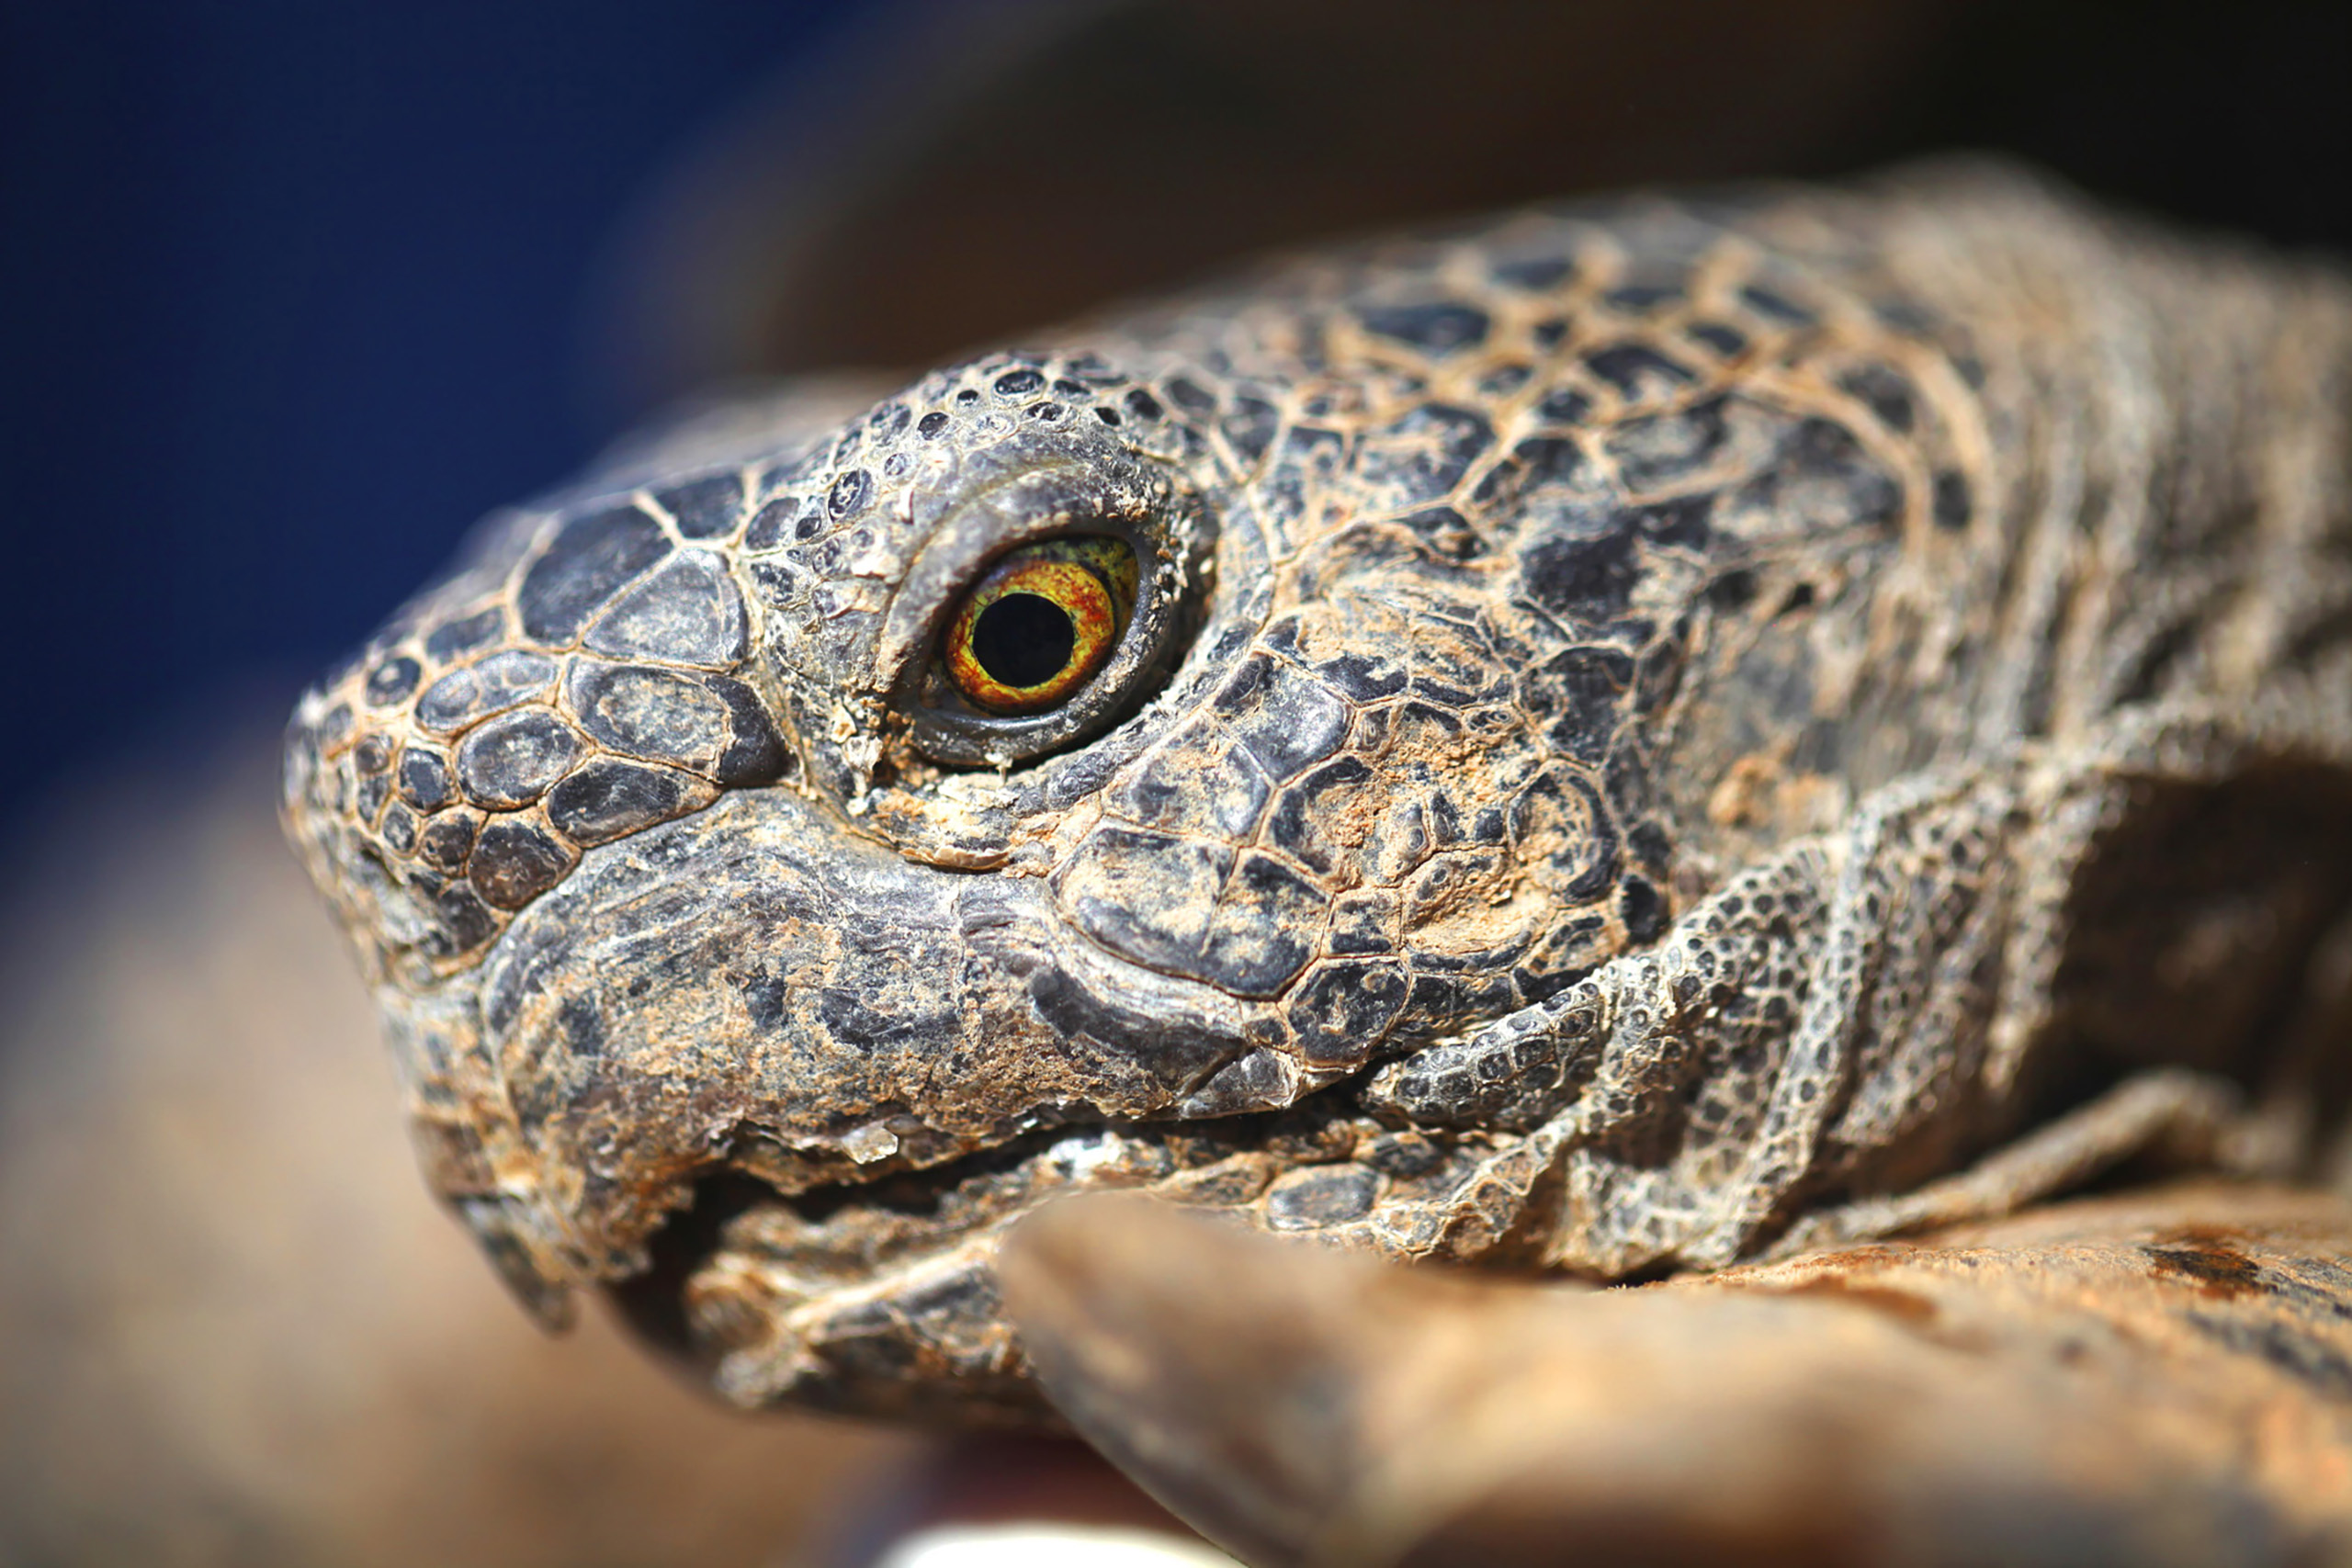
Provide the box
[610,1122,1196,1422]
[603,1090,1407,1421]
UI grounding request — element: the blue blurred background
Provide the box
[0,1,861,819]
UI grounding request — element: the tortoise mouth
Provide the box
[601,1087,1449,1422]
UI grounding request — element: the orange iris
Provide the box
[944,539,1134,714]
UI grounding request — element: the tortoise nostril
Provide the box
[973,593,1077,688]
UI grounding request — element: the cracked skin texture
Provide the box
[284,161,2352,1422]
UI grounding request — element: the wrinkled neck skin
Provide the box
[281,160,2352,1420]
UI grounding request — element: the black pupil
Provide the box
[972,592,1078,688]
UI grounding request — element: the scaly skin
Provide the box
[283,161,2352,1421]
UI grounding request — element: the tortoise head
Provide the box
[286,220,1787,1412]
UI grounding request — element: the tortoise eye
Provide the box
[943,538,1136,714]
